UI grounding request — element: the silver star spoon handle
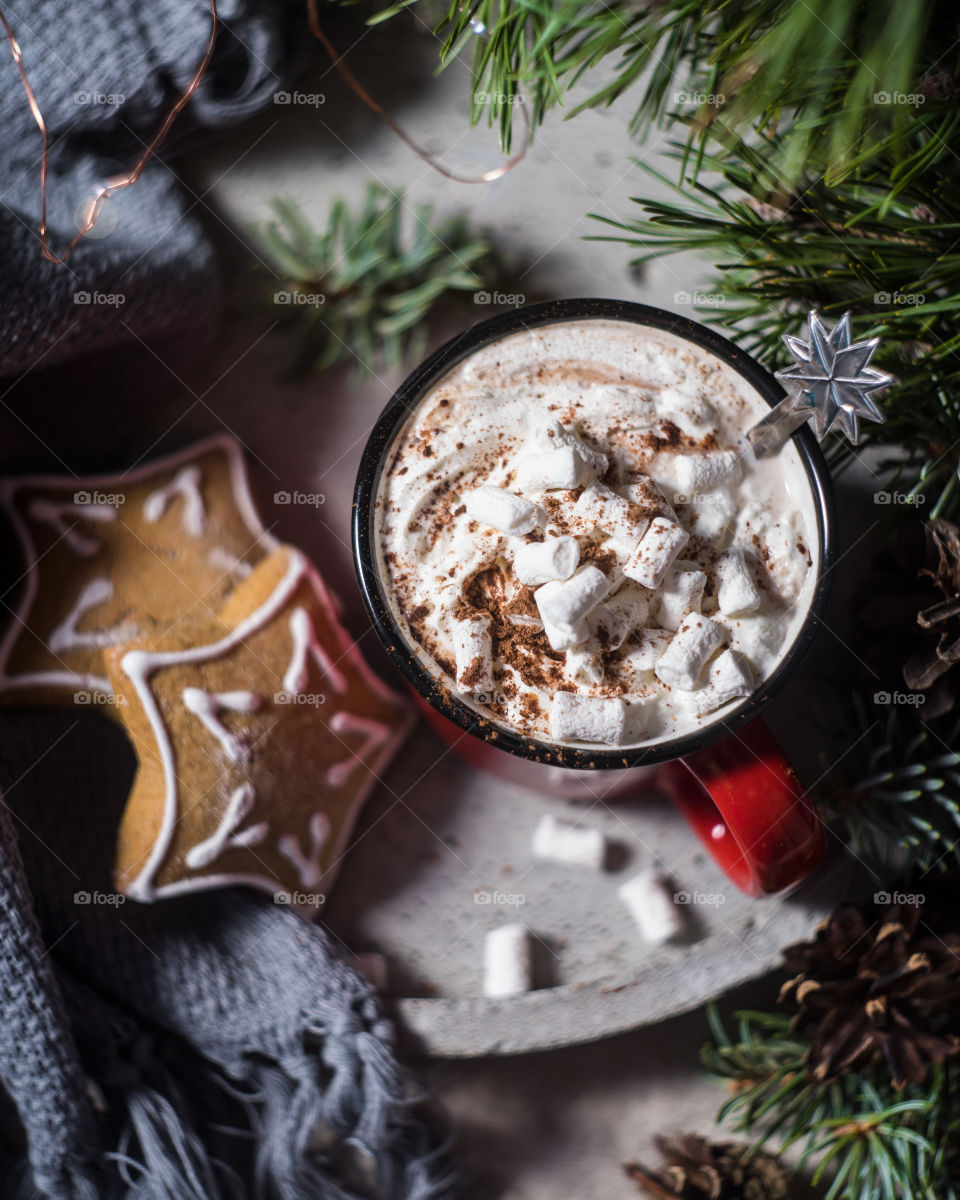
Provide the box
[742,309,892,458]
[745,391,817,459]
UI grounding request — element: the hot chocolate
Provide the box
[375,318,819,749]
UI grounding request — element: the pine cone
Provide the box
[625,1135,794,1199]
[780,901,960,1088]
[858,517,960,716]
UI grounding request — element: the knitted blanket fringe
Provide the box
[4,986,459,1200]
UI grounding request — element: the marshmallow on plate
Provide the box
[623,517,689,589]
[574,483,650,548]
[535,565,609,632]
[715,548,762,616]
[551,691,627,745]
[483,924,531,997]
[513,535,580,586]
[464,486,539,535]
[532,813,607,871]
[618,870,685,944]
[655,612,725,691]
[452,614,495,693]
[656,562,707,631]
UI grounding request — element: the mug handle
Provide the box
[658,716,826,897]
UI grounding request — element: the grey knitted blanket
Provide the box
[0,3,457,1196]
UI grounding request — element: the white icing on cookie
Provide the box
[277,811,330,888]
[48,578,137,654]
[28,499,117,557]
[118,548,411,904]
[282,607,347,696]
[184,783,268,869]
[207,546,254,578]
[0,436,280,700]
[326,711,392,787]
[182,688,261,763]
[143,465,206,537]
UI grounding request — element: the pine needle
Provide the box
[251,184,497,375]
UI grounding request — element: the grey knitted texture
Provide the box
[0,2,459,1195]
[0,0,291,378]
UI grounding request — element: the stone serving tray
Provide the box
[325,719,850,1058]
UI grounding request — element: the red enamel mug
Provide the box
[352,299,834,896]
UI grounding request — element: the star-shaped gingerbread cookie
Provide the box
[105,546,413,909]
[0,435,278,704]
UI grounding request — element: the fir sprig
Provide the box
[817,700,960,879]
[591,138,960,514]
[705,1008,960,1200]
[252,185,495,374]
[367,0,948,177]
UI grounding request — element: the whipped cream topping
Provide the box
[375,319,819,749]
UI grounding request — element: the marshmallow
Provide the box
[535,566,609,632]
[532,813,607,870]
[513,535,580,586]
[588,581,649,651]
[574,483,650,548]
[565,644,604,686]
[483,924,531,997]
[735,506,806,603]
[728,613,786,668]
[587,603,629,652]
[535,582,588,648]
[686,493,735,546]
[656,562,707,632]
[623,517,689,589]
[453,615,494,693]
[618,870,685,944]
[551,691,627,745]
[534,420,608,479]
[503,590,544,628]
[715,548,762,616]
[686,649,754,715]
[655,612,726,691]
[623,475,678,523]
[761,512,808,603]
[542,616,588,653]
[673,449,743,496]
[657,388,717,433]
[617,630,672,684]
[606,579,651,627]
[464,486,539,535]
[516,446,585,492]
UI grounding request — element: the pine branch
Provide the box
[705,1008,960,1200]
[590,135,960,515]
[816,699,960,879]
[251,185,497,375]
[364,0,952,177]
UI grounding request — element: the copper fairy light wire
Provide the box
[305,0,528,184]
[0,0,219,265]
[3,0,523,269]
